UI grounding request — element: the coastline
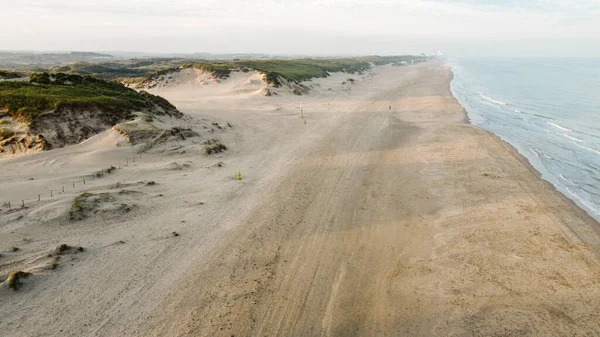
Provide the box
[447,61,600,253]
[3,60,600,336]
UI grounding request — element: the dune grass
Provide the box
[203,139,227,155]
[50,58,193,80]
[5,270,31,290]
[193,59,373,86]
[136,55,428,87]
[0,73,179,123]
[0,69,23,79]
[21,56,428,89]
[69,192,113,220]
[193,56,426,86]
[0,128,14,139]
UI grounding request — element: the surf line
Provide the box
[478,93,508,106]
[546,121,572,132]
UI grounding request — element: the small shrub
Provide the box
[171,231,179,237]
[106,165,116,174]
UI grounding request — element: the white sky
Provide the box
[1,0,599,56]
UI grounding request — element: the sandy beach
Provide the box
[2,60,600,336]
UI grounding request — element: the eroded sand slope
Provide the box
[2,61,600,336]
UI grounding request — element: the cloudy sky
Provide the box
[1,0,599,56]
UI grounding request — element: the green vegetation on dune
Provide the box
[0,72,179,123]
[49,58,196,81]
[0,128,14,139]
[194,59,373,86]
[359,55,425,65]
[52,62,149,79]
[1,55,429,91]
[6,55,428,89]
[0,69,23,79]
[139,55,428,87]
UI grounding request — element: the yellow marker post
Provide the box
[237,172,242,180]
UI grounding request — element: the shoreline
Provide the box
[3,60,600,336]
[447,61,600,253]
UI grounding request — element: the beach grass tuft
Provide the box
[204,142,227,155]
[5,270,31,290]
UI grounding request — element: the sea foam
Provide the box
[546,121,572,132]
[564,134,584,142]
[479,93,507,106]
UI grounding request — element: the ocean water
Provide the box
[449,57,600,221]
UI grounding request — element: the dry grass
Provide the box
[203,139,227,155]
[5,270,31,290]
[51,244,84,256]
[0,128,15,139]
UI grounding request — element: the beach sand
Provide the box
[2,60,600,336]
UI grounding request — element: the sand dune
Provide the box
[2,61,600,336]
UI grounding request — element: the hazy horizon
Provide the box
[1,0,599,57]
